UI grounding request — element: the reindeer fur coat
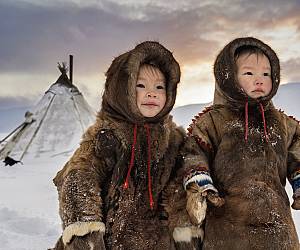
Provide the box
[52,41,199,250]
[184,37,300,249]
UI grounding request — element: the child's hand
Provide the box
[292,198,300,210]
[187,182,225,207]
[205,191,225,207]
[186,187,207,225]
[292,190,300,210]
[185,183,225,225]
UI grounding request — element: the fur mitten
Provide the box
[50,232,106,250]
[186,183,207,225]
[186,183,224,225]
[206,190,225,207]
[292,189,300,210]
[184,170,224,225]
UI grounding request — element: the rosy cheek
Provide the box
[136,93,142,106]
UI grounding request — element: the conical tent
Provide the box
[0,65,96,164]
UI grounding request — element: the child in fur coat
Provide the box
[183,37,300,249]
[51,41,201,250]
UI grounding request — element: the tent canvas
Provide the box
[0,65,95,164]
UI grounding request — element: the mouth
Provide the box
[252,89,265,93]
[142,102,159,107]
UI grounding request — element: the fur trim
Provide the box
[291,170,300,192]
[187,107,214,153]
[187,106,213,136]
[101,41,180,124]
[62,221,105,245]
[277,108,300,124]
[289,115,300,124]
[173,226,204,242]
[213,37,280,107]
[183,170,217,192]
[290,168,300,180]
[194,135,213,152]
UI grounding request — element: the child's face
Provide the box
[136,65,166,117]
[236,53,272,99]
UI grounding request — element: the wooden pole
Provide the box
[0,123,26,144]
[69,55,73,84]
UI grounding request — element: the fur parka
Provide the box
[52,41,199,250]
[184,37,300,249]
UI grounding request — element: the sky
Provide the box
[0,0,300,110]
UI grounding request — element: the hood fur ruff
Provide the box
[101,41,181,124]
[213,37,280,109]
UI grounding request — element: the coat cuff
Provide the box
[183,170,218,193]
[62,221,105,245]
[290,170,300,194]
[173,226,204,242]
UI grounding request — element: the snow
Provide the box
[172,103,210,128]
[0,82,299,249]
[0,153,65,249]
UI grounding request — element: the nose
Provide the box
[147,91,157,98]
[255,76,264,85]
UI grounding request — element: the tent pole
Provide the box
[0,122,26,144]
[69,55,73,84]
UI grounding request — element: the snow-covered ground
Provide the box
[0,152,68,249]
[0,82,299,249]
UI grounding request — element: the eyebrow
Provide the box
[137,77,166,82]
[240,66,271,70]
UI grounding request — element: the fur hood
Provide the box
[101,41,181,124]
[213,37,280,109]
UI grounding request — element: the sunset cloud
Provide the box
[0,0,299,108]
[281,57,300,82]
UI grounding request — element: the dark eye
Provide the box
[157,85,165,90]
[263,72,270,76]
[244,72,253,75]
[136,83,145,88]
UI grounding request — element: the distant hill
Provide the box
[1,82,299,132]
[273,82,300,118]
[0,106,32,133]
[171,102,210,128]
[172,82,300,128]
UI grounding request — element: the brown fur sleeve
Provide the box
[162,126,204,246]
[162,124,188,229]
[287,117,300,192]
[53,125,118,229]
[184,111,217,176]
[55,141,105,229]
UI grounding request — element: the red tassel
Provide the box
[259,103,269,142]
